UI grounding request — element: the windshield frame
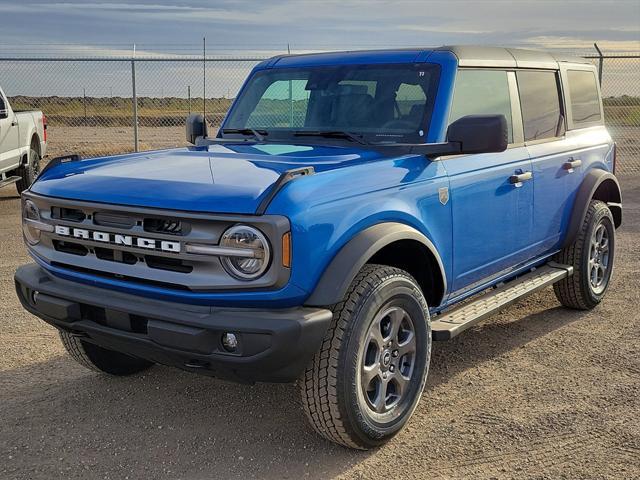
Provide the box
[221,63,441,145]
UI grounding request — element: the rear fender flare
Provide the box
[564,169,622,248]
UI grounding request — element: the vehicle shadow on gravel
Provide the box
[0,194,20,202]
[0,303,586,480]
[428,303,586,388]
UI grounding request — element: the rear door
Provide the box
[0,90,21,171]
[443,69,534,296]
[517,69,579,255]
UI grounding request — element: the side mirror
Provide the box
[447,114,508,154]
[186,113,208,144]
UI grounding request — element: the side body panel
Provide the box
[0,86,45,172]
[0,87,21,171]
[442,147,533,294]
[529,63,612,254]
[268,154,453,304]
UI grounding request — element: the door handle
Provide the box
[563,158,582,173]
[10,120,17,127]
[509,171,533,188]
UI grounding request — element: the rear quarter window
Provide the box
[567,70,602,126]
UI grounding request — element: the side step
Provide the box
[0,176,20,189]
[432,263,573,341]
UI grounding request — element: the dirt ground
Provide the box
[0,175,638,480]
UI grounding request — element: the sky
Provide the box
[0,0,638,56]
[0,1,638,98]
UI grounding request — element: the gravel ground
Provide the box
[0,174,638,480]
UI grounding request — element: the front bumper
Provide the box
[15,264,332,383]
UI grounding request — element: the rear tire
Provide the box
[553,200,615,310]
[299,264,431,449]
[59,331,154,375]
[16,148,40,194]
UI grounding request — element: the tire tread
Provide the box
[299,264,420,449]
[553,200,613,310]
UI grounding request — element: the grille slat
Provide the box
[144,218,184,236]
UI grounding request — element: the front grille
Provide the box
[94,247,137,265]
[26,193,288,292]
[53,240,88,256]
[145,255,193,274]
[144,218,183,235]
[94,212,136,229]
[51,206,85,222]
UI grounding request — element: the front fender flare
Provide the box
[305,222,447,307]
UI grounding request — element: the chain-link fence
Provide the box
[2,57,263,158]
[1,49,639,172]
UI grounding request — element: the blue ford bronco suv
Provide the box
[15,46,621,449]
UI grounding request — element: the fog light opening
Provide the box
[221,332,239,353]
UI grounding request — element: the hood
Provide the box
[31,143,388,214]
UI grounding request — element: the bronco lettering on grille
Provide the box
[54,225,181,253]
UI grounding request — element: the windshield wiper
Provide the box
[222,128,268,142]
[293,130,367,145]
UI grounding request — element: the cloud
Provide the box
[0,0,638,54]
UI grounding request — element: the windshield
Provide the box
[224,63,440,143]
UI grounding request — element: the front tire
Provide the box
[16,148,40,194]
[553,200,615,310]
[59,331,154,375]
[299,264,431,449]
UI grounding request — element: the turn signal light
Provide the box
[282,232,291,268]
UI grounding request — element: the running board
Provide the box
[0,176,20,189]
[432,263,573,341]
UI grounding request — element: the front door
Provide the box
[443,69,534,295]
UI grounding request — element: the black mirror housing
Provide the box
[447,114,508,155]
[186,113,208,144]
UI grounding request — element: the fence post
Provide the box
[131,44,139,153]
[594,43,604,86]
[131,59,139,152]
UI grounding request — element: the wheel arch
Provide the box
[564,169,622,248]
[305,222,447,308]
[20,133,41,166]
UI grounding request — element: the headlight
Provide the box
[22,199,42,246]
[219,225,271,280]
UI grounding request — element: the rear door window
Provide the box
[517,71,564,141]
[449,70,513,144]
[567,70,602,125]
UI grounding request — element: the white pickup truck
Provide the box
[0,86,47,193]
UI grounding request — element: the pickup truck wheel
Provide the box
[553,200,615,310]
[59,331,154,375]
[299,264,431,449]
[16,148,40,194]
